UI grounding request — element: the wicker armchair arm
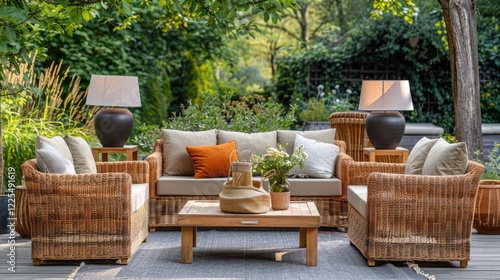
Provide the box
[96,160,149,184]
[146,150,162,199]
[347,161,406,186]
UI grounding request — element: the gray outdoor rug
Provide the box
[72,229,426,280]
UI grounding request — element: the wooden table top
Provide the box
[178,200,320,228]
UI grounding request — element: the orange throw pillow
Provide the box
[186,140,237,178]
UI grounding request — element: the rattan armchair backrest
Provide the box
[329,111,371,161]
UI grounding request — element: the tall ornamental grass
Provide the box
[2,56,98,187]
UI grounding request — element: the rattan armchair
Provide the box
[329,112,371,161]
[346,160,484,267]
[21,159,149,265]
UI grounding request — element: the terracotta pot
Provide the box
[270,191,290,210]
[474,180,500,234]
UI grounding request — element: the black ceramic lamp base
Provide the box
[94,108,134,147]
[365,111,406,150]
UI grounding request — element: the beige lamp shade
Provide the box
[358,80,413,111]
[86,75,141,107]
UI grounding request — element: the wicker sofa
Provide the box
[146,129,353,231]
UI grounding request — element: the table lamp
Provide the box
[86,75,141,147]
[358,80,414,149]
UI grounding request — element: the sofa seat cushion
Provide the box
[285,177,342,196]
[157,176,227,196]
[347,185,367,218]
[132,183,149,214]
[156,176,342,197]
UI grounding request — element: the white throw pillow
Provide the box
[290,134,339,178]
[36,141,76,174]
[64,135,97,174]
[36,135,74,164]
[277,129,336,156]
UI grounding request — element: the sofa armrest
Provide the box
[96,160,149,184]
[146,150,162,199]
[347,161,406,186]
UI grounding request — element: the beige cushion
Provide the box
[347,185,367,218]
[422,138,468,175]
[157,176,227,196]
[404,137,439,175]
[217,130,277,156]
[277,129,336,155]
[290,134,339,178]
[285,177,342,196]
[36,141,76,174]
[36,136,73,164]
[161,129,217,176]
[64,135,97,174]
[156,175,342,197]
[131,183,149,214]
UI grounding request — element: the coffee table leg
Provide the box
[305,227,318,266]
[193,226,197,247]
[299,228,306,248]
[181,226,194,263]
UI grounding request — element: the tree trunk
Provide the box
[439,0,482,159]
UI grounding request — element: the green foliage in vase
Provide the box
[251,144,307,193]
[473,142,500,180]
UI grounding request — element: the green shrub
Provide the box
[474,142,500,180]
[165,91,296,133]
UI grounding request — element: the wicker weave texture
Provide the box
[21,159,149,264]
[347,160,485,266]
[330,112,371,161]
[147,138,350,230]
[474,180,500,234]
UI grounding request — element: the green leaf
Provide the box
[263,12,270,22]
[0,6,28,22]
[68,8,82,23]
[5,27,16,42]
[252,7,260,15]
[173,0,182,11]
[122,2,133,16]
[81,10,93,22]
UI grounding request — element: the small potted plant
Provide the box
[473,143,500,234]
[251,143,307,210]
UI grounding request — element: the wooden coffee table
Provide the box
[178,200,320,266]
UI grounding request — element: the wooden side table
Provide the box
[363,147,409,163]
[92,145,138,162]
